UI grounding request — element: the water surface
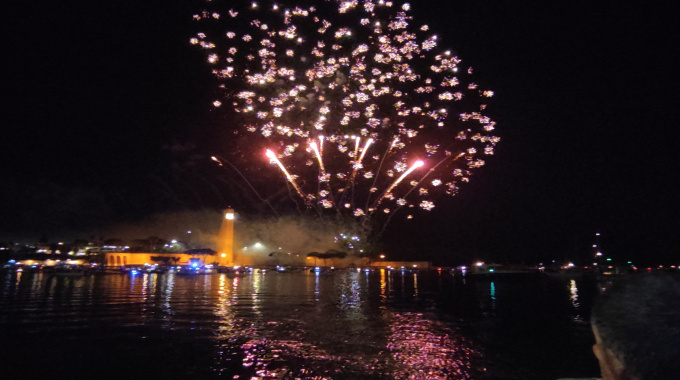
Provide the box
[0,269,600,379]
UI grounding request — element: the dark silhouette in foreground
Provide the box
[591,273,680,380]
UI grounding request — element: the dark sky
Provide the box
[2,0,678,265]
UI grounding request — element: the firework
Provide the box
[193,0,498,224]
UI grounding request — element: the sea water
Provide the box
[0,269,600,379]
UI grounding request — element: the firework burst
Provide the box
[193,0,498,227]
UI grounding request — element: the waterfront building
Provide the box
[216,208,235,266]
[103,252,217,267]
[104,208,235,268]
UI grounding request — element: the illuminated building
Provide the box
[104,252,214,267]
[103,208,235,268]
[216,208,235,266]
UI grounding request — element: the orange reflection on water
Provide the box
[380,268,387,306]
[414,272,418,296]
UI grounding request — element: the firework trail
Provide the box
[192,0,499,225]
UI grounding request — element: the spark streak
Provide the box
[375,160,425,209]
[358,138,373,164]
[309,141,325,173]
[266,149,306,200]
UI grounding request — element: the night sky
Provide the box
[2,0,678,265]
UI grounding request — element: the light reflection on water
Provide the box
[206,269,481,379]
[0,269,599,379]
[570,279,581,320]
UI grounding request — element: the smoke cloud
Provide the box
[95,210,369,266]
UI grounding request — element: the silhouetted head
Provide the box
[591,273,680,380]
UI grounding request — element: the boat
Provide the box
[466,263,542,278]
[51,264,87,277]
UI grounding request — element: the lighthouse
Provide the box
[216,208,235,266]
